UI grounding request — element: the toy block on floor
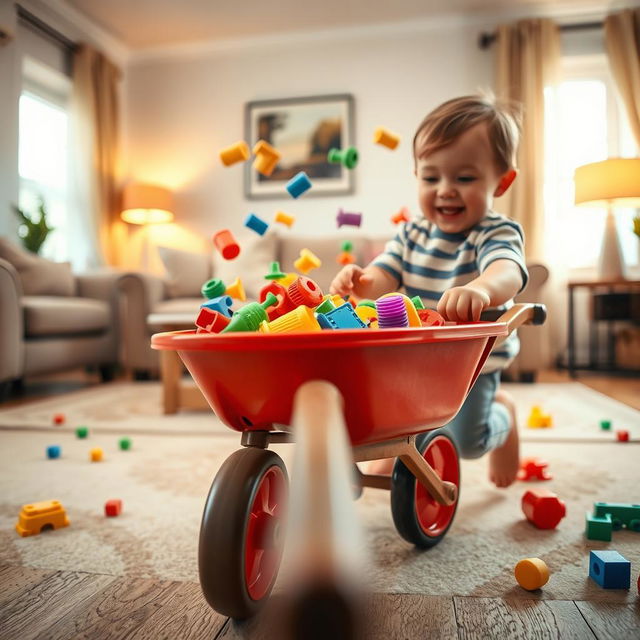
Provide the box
[46,445,61,459]
[521,488,566,529]
[527,405,552,428]
[517,456,552,481]
[589,550,630,589]
[514,557,550,591]
[105,499,122,517]
[593,502,640,532]
[585,512,612,541]
[90,447,103,462]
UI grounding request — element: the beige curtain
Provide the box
[604,9,640,146]
[69,44,123,267]
[495,19,561,261]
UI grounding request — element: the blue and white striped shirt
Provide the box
[372,212,529,373]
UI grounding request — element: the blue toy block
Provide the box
[46,445,61,459]
[285,171,312,198]
[316,303,366,330]
[589,550,630,589]
[201,295,234,318]
[585,512,612,541]
[244,213,269,236]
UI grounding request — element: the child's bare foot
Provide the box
[364,458,394,476]
[489,389,520,488]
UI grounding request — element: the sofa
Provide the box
[0,237,121,396]
[116,229,549,381]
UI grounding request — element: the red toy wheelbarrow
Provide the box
[151,303,545,629]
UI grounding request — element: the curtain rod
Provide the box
[478,20,603,49]
[16,4,78,53]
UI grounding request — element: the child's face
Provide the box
[415,123,510,234]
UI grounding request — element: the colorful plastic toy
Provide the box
[616,429,629,442]
[514,557,549,591]
[264,261,287,281]
[288,276,323,308]
[593,502,640,532]
[391,206,410,225]
[105,499,122,517]
[46,445,61,459]
[410,296,424,310]
[336,208,362,228]
[517,456,553,481]
[202,295,234,318]
[225,277,246,301]
[244,213,269,236]
[418,309,445,326]
[196,308,231,333]
[201,278,226,300]
[376,295,409,328]
[119,437,132,451]
[75,426,89,439]
[259,282,294,321]
[327,146,358,169]
[521,488,566,529]
[278,272,298,288]
[315,297,336,314]
[294,248,321,275]
[599,419,612,430]
[316,303,367,330]
[221,293,277,333]
[259,305,321,334]
[527,405,552,428]
[90,447,103,462]
[337,251,356,265]
[219,140,250,166]
[212,229,240,260]
[15,500,70,537]
[274,211,295,228]
[378,293,421,327]
[589,550,630,589]
[53,413,65,425]
[252,140,281,176]
[355,304,377,325]
[286,171,312,198]
[373,127,400,149]
[585,512,612,541]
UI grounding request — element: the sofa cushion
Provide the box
[22,296,110,337]
[0,237,75,296]
[158,246,212,299]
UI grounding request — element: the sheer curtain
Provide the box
[67,43,122,269]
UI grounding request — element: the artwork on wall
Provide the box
[244,94,355,199]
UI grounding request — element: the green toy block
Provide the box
[585,512,613,541]
[341,240,353,252]
[593,502,640,531]
[221,293,277,333]
[119,437,132,451]
[327,146,359,169]
[75,426,89,439]
[410,295,425,310]
[201,278,226,300]
[264,261,286,280]
[599,419,611,430]
[315,298,336,314]
[356,299,376,309]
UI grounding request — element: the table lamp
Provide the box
[574,158,640,280]
[121,183,174,269]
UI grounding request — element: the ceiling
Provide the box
[60,0,609,50]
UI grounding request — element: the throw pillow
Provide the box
[0,236,75,296]
[158,245,212,298]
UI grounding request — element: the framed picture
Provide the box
[244,94,355,199]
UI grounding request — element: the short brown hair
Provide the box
[413,94,522,173]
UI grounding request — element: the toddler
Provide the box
[330,94,528,487]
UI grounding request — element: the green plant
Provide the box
[12,197,54,254]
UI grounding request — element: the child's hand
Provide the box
[437,285,491,323]
[329,265,373,298]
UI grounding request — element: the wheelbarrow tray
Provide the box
[151,322,508,447]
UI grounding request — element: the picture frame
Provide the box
[244,94,355,199]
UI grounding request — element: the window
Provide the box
[544,53,638,269]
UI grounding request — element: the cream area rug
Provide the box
[1,381,639,604]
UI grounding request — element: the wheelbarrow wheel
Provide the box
[390,431,460,548]
[199,447,288,619]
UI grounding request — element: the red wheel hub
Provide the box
[415,436,459,537]
[244,466,287,601]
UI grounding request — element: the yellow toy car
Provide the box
[15,500,70,537]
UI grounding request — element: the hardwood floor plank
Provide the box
[574,600,640,640]
[454,597,597,640]
[0,564,55,607]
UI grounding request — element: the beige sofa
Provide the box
[117,230,549,380]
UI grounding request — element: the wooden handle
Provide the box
[495,303,547,335]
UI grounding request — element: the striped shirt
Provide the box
[372,212,529,373]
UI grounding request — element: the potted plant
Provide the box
[12,196,54,254]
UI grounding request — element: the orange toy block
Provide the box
[294,248,321,275]
[515,558,550,591]
[373,127,400,149]
[337,251,355,265]
[219,140,250,166]
[274,211,295,227]
[391,206,410,225]
[90,447,103,462]
[252,140,281,176]
[52,413,65,425]
[15,500,70,537]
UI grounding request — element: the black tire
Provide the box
[390,431,460,548]
[199,447,288,619]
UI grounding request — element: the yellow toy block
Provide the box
[252,140,281,177]
[514,557,549,591]
[219,141,250,166]
[274,211,295,227]
[527,406,553,428]
[355,305,377,325]
[373,127,400,150]
[15,500,70,537]
[294,248,321,275]
[90,447,104,462]
[276,272,297,288]
[330,294,346,308]
[259,306,321,334]
[378,292,421,327]
[225,277,246,301]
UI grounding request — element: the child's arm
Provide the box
[330,264,399,300]
[437,259,523,322]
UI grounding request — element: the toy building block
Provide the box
[599,419,612,430]
[514,557,549,591]
[379,292,421,327]
[119,437,132,451]
[355,304,377,325]
[527,405,553,428]
[315,297,336,315]
[274,210,295,227]
[52,413,65,425]
[593,502,640,532]
[317,303,367,330]
[327,146,359,169]
[337,251,356,265]
[517,456,553,481]
[336,208,362,228]
[376,295,409,328]
[589,550,630,589]
[288,276,324,308]
[221,293,277,333]
[616,429,629,442]
[418,309,445,326]
[264,261,287,280]
[410,296,424,310]
[15,500,70,537]
[46,445,61,459]
[286,171,312,198]
[294,248,321,275]
[195,307,231,333]
[244,212,269,236]
[225,277,246,301]
[90,447,103,462]
[391,206,410,224]
[585,512,613,542]
[259,282,294,321]
[75,426,89,439]
[202,295,234,318]
[212,229,240,260]
[219,140,250,166]
[252,140,281,176]
[201,278,226,300]
[259,305,321,334]
[521,488,566,529]
[279,272,298,288]
[373,127,400,149]
[105,499,122,517]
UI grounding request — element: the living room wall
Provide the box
[123,20,495,253]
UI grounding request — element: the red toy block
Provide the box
[522,488,566,529]
[195,307,230,333]
[259,282,294,321]
[212,229,240,260]
[616,430,629,442]
[417,309,445,326]
[52,413,65,425]
[105,499,122,517]
[517,457,553,481]
[288,276,324,308]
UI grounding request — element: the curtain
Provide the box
[604,9,640,147]
[495,19,561,261]
[68,43,122,268]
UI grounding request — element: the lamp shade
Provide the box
[121,183,174,224]
[574,158,640,208]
